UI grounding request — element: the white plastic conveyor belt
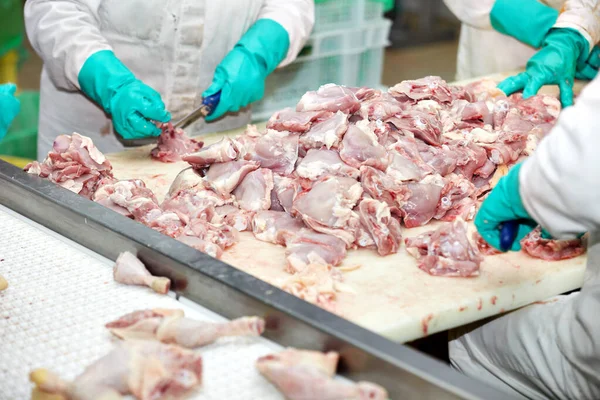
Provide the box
[0,205,348,399]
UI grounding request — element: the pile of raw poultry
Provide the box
[25,76,586,311]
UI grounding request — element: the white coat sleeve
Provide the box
[24,0,112,91]
[554,0,600,54]
[520,75,600,239]
[442,0,495,29]
[259,0,315,67]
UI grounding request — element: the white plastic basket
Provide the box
[314,0,385,32]
[252,18,391,122]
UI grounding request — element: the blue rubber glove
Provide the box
[575,44,600,81]
[78,50,171,140]
[490,0,558,48]
[497,28,589,108]
[203,19,290,121]
[0,83,20,141]
[475,163,538,251]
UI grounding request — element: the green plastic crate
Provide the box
[0,91,39,160]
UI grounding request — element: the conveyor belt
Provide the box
[0,205,299,399]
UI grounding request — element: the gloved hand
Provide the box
[203,19,290,121]
[78,50,170,140]
[0,83,20,141]
[497,28,589,107]
[576,44,600,81]
[475,163,539,251]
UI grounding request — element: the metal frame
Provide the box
[0,160,511,399]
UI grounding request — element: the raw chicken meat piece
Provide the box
[182,137,238,168]
[465,78,507,101]
[520,227,586,261]
[492,98,511,128]
[284,229,347,272]
[296,84,360,114]
[93,179,184,237]
[93,179,157,218]
[456,100,493,128]
[151,123,203,163]
[339,121,388,171]
[348,86,380,101]
[397,175,445,228]
[106,309,265,348]
[267,108,333,133]
[113,251,171,294]
[386,137,434,182]
[215,205,254,231]
[296,149,359,181]
[182,217,239,251]
[25,133,113,199]
[273,175,302,214]
[450,141,488,180]
[30,340,203,400]
[293,176,363,246]
[299,111,349,150]
[161,189,218,224]
[389,76,453,104]
[360,166,403,212]
[279,263,349,312]
[434,174,477,221]
[244,130,299,175]
[417,142,458,176]
[167,167,204,197]
[233,168,274,212]
[511,93,560,124]
[257,348,388,400]
[358,92,404,121]
[203,160,260,195]
[358,198,403,256]
[405,220,483,277]
[387,111,443,146]
[252,211,305,245]
[176,235,223,259]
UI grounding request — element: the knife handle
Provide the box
[203,91,221,116]
[499,220,520,252]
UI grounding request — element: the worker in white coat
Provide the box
[453,75,600,399]
[443,0,600,106]
[24,1,314,160]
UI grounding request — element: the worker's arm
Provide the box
[24,1,169,139]
[258,0,315,67]
[24,0,111,90]
[555,0,600,57]
[203,1,315,121]
[520,74,600,239]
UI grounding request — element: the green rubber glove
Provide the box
[497,28,589,108]
[203,19,290,121]
[575,44,600,81]
[490,0,558,48]
[78,50,171,139]
[0,83,20,142]
[475,163,538,251]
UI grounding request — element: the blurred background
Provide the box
[0,0,461,163]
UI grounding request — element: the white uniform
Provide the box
[24,0,314,160]
[450,75,600,399]
[442,0,600,81]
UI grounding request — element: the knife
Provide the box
[119,91,222,147]
[499,220,520,252]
